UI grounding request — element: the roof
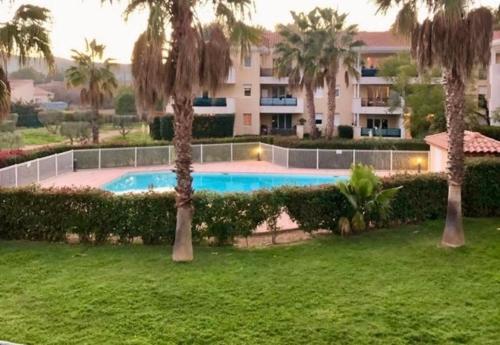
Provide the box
[9,79,33,87]
[261,30,408,49]
[425,131,500,154]
[494,31,500,41]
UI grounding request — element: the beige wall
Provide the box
[429,145,447,173]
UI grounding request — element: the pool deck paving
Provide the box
[39,161,367,189]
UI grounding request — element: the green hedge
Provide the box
[12,103,42,128]
[474,125,500,141]
[151,114,235,140]
[272,137,429,151]
[1,159,498,245]
[338,125,354,139]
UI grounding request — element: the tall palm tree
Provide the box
[105,0,260,262]
[314,8,363,139]
[0,4,54,120]
[376,0,494,247]
[275,11,324,139]
[130,2,165,124]
[65,39,118,143]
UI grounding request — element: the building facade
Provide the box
[10,79,55,104]
[167,30,500,137]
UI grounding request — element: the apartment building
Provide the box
[167,30,500,137]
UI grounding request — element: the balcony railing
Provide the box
[361,128,402,138]
[270,128,296,136]
[193,97,227,107]
[361,98,389,107]
[260,97,298,106]
[361,67,378,77]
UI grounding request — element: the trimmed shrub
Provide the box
[113,115,137,138]
[1,159,498,245]
[474,125,500,141]
[273,137,429,151]
[115,92,136,115]
[338,125,354,139]
[152,114,235,140]
[11,103,42,128]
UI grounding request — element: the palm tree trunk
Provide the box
[172,94,194,262]
[325,77,337,139]
[305,82,317,139]
[171,0,194,262]
[91,105,99,144]
[441,70,465,248]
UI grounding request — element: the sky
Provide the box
[1,0,498,63]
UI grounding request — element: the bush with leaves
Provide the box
[337,164,402,233]
[115,90,137,115]
[112,115,137,138]
[38,111,65,134]
[0,132,22,149]
[60,121,90,145]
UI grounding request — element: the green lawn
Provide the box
[1,218,499,345]
[102,127,156,145]
[17,127,66,146]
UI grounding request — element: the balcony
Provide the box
[260,97,297,106]
[361,127,402,138]
[260,68,288,84]
[352,98,402,115]
[260,97,303,114]
[166,97,235,115]
[361,67,378,77]
[193,97,227,107]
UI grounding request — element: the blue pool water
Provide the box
[103,172,345,193]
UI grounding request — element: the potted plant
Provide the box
[296,118,306,139]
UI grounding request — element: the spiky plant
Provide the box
[65,39,118,143]
[104,0,261,262]
[376,0,494,247]
[0,4,54,120]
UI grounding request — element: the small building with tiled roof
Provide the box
[425,131,500,172]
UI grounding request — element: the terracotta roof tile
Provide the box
[356,31,408,47]
[425,131,500,154]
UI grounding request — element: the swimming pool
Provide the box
[103,171,345,193]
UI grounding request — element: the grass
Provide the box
[17,127,65,146]
[102,126,156,145]
[1,218,499,345]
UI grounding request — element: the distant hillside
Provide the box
[6,56,132,84]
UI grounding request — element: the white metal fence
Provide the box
[0,142,429,188]
[0,151,74,188]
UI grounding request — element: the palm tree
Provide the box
[376,0,494,247]
[0,4,54,120]
[275,11,324,139]
[65,39,118,143]
[105,0,260,262]
[130,2,165,124]
[314,8,363,139]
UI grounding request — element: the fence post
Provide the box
[98,149,102,169]
[15,164,18,187]
[200,144,204,164]
[168,146,172,165]
[55,153,59,176]
[316,149,319,170]
[36,159,40,182]
[353,150,356,166]
[71,150,75,171]
[272,145,275,164]
[286,148,290,168]
[230,143,234,162]
[390,150,393,175]
[134,147,138,168]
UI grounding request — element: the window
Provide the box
[243,84,252,97]
[272,114,292,129]
[335,86,340,97]
[201,91,209,98]
[367,118,388,129]
[315,113,323,126]
[244,54,252,67]
[243,113,252,126]
[496,53,500,64]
